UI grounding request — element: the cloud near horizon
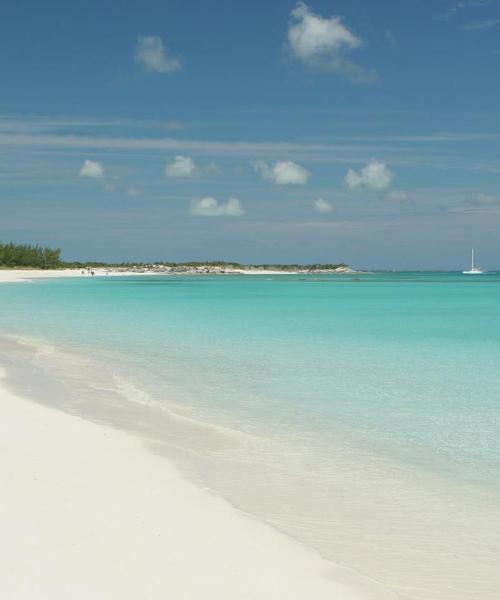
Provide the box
[166,155,197,177]
[288,2,376,83]
[189,197,245,217]
[344,159,394,192]
[134,36,181,74]
[313,198,334,213]
[165,155,220,178]
[79,159,105,179]
[254,160,310,185]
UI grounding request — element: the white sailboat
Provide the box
[463,248,484,275]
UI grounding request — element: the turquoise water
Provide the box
[1,272,500,599]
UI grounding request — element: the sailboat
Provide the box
[462,249,484,275]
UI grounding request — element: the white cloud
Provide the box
[79,159,104,179]
[165,155,197,177]
[127,186,143,196]
[289,2,360,60]
[134,36,181,74]
[165,155,219,178]
[313,198,334,213]
[254,160,310,185]
[288,2,375,82]
[386,190,408,202]
[190,197,245,217]
[104,183,116,192]
[344,159,394,192]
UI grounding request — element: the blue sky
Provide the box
[1,0,500,269]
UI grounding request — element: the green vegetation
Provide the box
[0,242,61,269]
[0,242,348,271]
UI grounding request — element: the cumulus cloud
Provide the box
[344,159,394,192]
[288,2,376,82]
[165,155,219,178]
[289,2,361,59]
[254,160,310,185]
[135,36,181,74]
[314,198,334,213]
[165,155,197,177]
[127,186,143,196]
[79,159,104,179]
[189,197,245,217]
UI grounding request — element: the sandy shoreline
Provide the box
[0,361,392,600]
[0,269,84,282]
[0,268,138,283]
[0,266,354,283]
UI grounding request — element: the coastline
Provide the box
[0,360,392,600]
[0,269,88,283]
[0,268,150,283]
[0,265,354,283]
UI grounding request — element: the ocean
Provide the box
[1,272,499,599]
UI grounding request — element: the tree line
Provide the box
[0,242,62,269]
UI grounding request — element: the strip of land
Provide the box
[0,263,353,283]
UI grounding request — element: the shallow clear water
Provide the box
[1,272,500,599]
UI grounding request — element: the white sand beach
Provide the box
[0,368,392,600]
[0,269,140,283]
[0,266,353,284]
[0,269,85,283]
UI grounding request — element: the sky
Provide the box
[1,0,500,269]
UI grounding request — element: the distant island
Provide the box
[0,242,352,274]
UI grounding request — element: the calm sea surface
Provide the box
[1,272,499,599]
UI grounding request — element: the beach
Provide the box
[0,365,390,600]
[0,269,88,283]
[0,269,150,283]
[0,264,353,284]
